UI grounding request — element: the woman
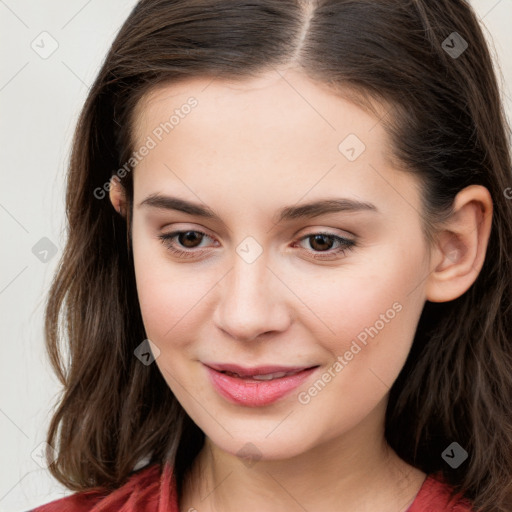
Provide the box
[33,1,512,510]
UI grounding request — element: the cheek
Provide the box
[294,236,427,376]
[293,247,426,431]
[131,225,204,347]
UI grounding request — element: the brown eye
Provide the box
[295,232,356,260]
[307,234,336,252]
[157,230,214,259]
[177,230,205,248]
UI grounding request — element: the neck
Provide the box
[179,400,426,512]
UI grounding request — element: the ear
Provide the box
[109,176,127,218]
[425,185,493,303]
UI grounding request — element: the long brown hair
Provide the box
[44,1,512,510]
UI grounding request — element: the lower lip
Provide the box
[204,365,318,407]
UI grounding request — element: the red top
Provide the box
[31,463,473,511]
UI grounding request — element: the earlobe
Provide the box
[425,185,493,303]
[109,177,127,217]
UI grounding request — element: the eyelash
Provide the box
[157,230,356,261]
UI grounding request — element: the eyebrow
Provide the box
[138,194,378,223]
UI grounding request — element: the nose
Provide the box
[213,251,291,342]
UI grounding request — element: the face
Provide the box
[126,68,431,461]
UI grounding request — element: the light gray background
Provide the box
[1,1,511,511]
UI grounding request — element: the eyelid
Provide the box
[159,223,355,242]
[157,226,357,260]
[295,225,356,239]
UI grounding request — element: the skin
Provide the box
[110,67,493,511]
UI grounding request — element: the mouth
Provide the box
[204,362,319,379]
[220,369,306,380]
[203,362,320,407]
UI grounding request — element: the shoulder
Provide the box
[29,463,178,512]
[408,472,474,512]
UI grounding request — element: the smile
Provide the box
[203,363,320,407]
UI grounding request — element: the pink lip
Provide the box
[204,362,314,377]
[203,363,319,407]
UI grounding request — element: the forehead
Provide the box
[132,69,387,149]
[129,69,420,220]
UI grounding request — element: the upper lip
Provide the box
[203,362,318,377]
